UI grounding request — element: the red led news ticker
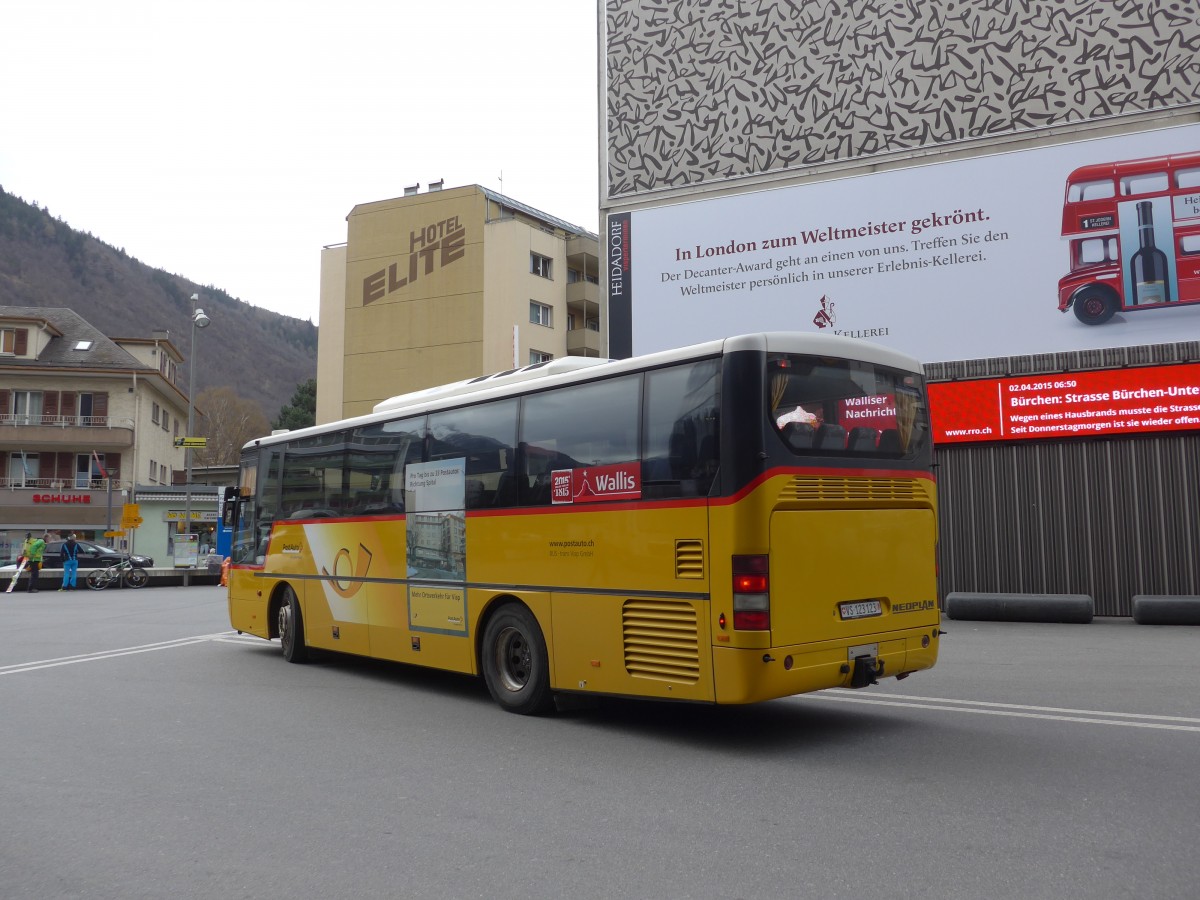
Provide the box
[928,362,1200,444]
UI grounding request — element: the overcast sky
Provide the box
[1,1,600,326]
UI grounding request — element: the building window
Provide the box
[1,329,16,355]
[78,393,96,426]
[162,410,169,431]
[149,458,157,483]
[530,350,554,364]
[8,452,39,486]
[529,301,553,328]
[77,454,102,488]
[160,463,168,483]
[530,253,552,279]
[152,402,160,424]
[13,390,43,425]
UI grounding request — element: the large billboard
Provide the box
[616,124,1200,362]
[929,363,1200,444]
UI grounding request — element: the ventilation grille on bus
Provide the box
[622,599,700,683]
[779,476,932,506]
[675,539,705,579]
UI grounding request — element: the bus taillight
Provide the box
[732,554,770,630]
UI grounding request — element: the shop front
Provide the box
[0,486,126,563]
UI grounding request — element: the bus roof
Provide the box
[1065,150,1200,185]
[245,332,924,450]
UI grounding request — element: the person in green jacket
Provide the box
[23,531,47,593]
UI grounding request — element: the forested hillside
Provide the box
[0,186,317,419]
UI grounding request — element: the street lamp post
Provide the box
[183,293,210,586]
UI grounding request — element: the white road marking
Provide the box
[801,689,1200,732]
[0,632,239,676]
[5,638,1197,733]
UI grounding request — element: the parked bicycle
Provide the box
[85,557,150,590]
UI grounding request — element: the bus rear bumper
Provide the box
[711,625,940,705]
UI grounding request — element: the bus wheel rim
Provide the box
[495,625,531,692]
[279,604,292,650]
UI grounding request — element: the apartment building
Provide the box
[0,307,191,561]
[317,183,602,423]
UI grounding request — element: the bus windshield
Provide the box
[767,353,929,456]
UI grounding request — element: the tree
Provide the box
[193,387,271,465]
[274,378,316,431]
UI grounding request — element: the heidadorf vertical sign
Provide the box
[607,212,633,358]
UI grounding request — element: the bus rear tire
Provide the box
[481,604,553,715]
[1072,287,1117,325]
[279,585,309,664]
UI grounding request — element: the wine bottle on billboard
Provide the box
[1129,200,1171,305]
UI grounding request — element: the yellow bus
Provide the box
[226,332,940,714]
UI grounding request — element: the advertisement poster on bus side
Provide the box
[404,459,467,635]
[619,123,1200,363]
[551,461,641,504]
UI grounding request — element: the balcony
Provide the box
[0,415,135,450]
[567,325,604,356]
[566,234,600,266]
[566,279,600,307]
[1,477,114,490]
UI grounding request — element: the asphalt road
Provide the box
[1,585,1197,900]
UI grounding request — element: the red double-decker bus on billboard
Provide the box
[1058,150,1200,325]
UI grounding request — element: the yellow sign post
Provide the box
[121,503,143,529]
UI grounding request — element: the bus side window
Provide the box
[1177,168,1200,190]
[429,399,518,510]
[352,416,424,515]
[642,359,720,499]
[1120,172,1168,196]
[520,373,641,501]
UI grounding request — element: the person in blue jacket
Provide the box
[59,533,80,591]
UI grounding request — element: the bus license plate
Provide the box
[839,600,883,620]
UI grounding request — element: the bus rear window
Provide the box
[768,354,929,457]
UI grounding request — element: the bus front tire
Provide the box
[279,586,309,664]
[1072,287,1117,325]
[481,604,554,715]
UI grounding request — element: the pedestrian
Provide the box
[60,533,80,591]
[24,531,47,593]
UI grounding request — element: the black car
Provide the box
[43,540,154,569]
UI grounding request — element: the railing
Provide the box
[1,477,116,490]
[0,414,132,428]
